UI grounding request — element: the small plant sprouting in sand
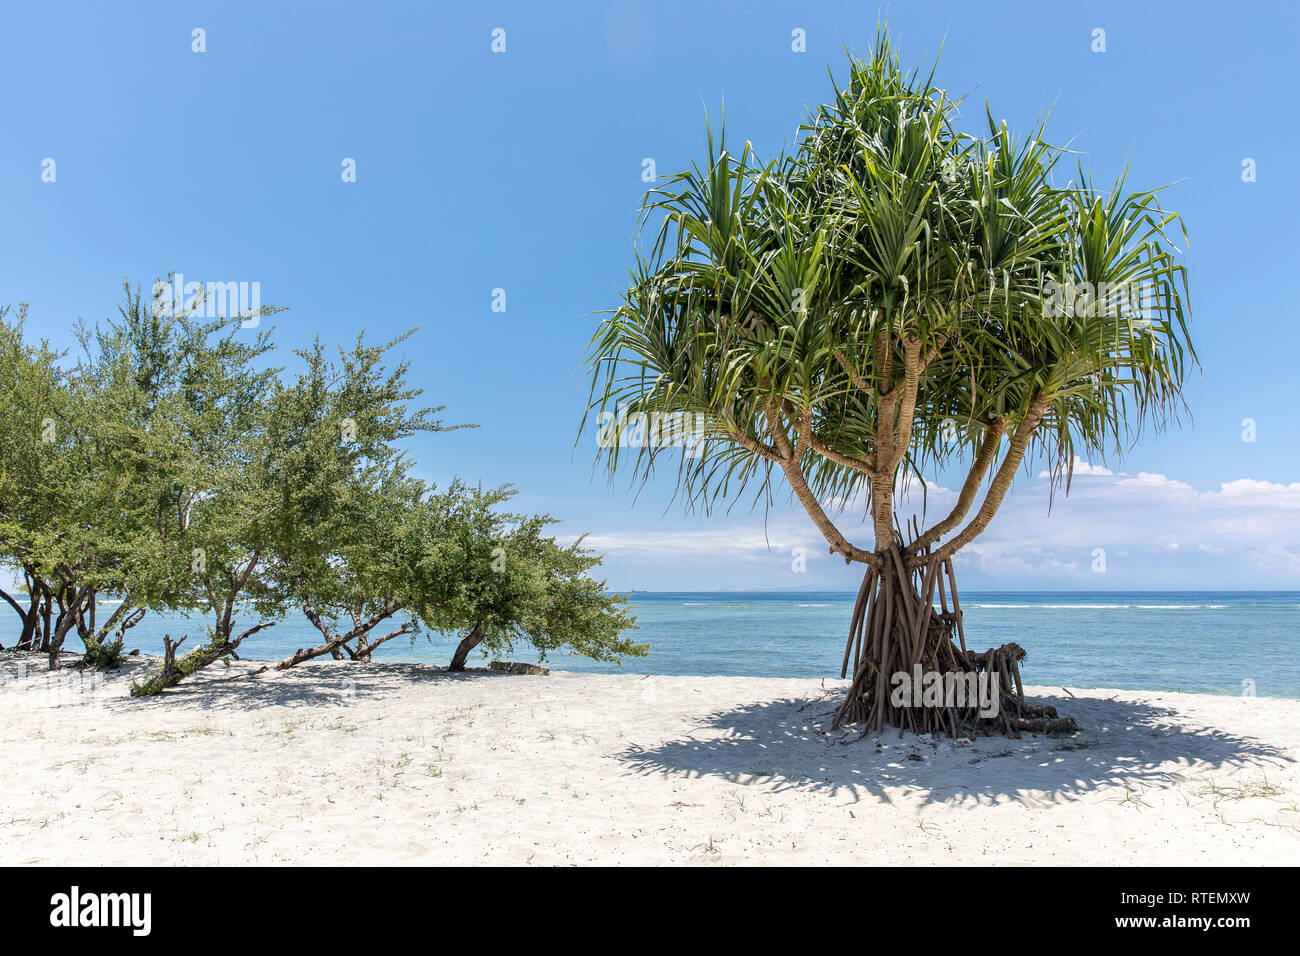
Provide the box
[723,789,747,814]
[962,747,1017,763]
[179,726,229,738]
[1199,777,1285,805]
[691,836,721,855]
[1052,737,1099,752]
[280,718,308,738]
[428,750,453,770]
[447,703,485,728]
[51,755,102,774]
[972,748,1016,765]
[1120,784,1153,811]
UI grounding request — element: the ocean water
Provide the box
[69,591,1300,699]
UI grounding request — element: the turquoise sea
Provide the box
[78,591,1300,699]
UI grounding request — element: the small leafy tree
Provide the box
[129,296,284,695]
[267,333,460,668]
[413,482,644,671]
[265,336,643,672]
[66,286,201,663]
[0,305,69,653]
[0,299,158,667]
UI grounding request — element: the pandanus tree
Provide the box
[584,34,1194,736]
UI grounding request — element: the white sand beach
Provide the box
[1,653,1297,866]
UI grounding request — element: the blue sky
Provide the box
[2,1,1297,591]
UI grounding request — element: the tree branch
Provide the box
[888,337,924,473]
[920,330,953,369]
[0,586,25,620]
[363,622,415,654]
[722,424,782,462]
[834,348,873,396]
[930,396,1050,564]
[809,433,877,477]
[763,393,796,460]
[908,417,1006,555]
[231,619,277,647]
[777,454,879,566]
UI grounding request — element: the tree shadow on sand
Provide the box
[617,689,1294,806]
[131,661,516,713]
[5,654,513,714]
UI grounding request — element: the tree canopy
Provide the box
[0,282,643,688]
[584,32,1194,570]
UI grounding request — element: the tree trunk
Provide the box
[131,621,276,696]
[351,622,413,661]
[47,584,93,670]
[79,603,146,667]
[448,623,484,672]
[278,607,346,670]
[130,634,195,696]
[15,587,41,651]
[278,639,346,670]
[835,548,1077,738]
[39,592,52,652]
[279,604,413,669]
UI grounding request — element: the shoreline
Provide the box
[2,654,1297,865]
[5,648,1294,702]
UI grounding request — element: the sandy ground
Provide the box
[1,652,1297,865]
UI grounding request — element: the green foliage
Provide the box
[413,482,644,665]
[0,306,67,604]
[4,278,642,687]
[265,332,460,640]
[78,282,289,676]
[81,635,127,670]
[583,30,1194,557]
[0,295,164,654]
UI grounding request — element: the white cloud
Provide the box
[563,518,833,566]
[577,463,1300,589]
[950,468,1300,582]
[1038,456,1114,479]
